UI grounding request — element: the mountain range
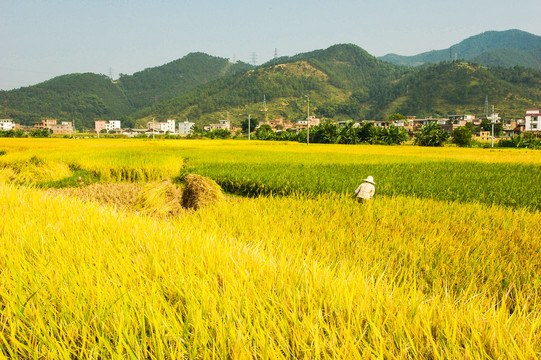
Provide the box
[0,29,540,130]
[379,29,541,68]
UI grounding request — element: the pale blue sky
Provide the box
[1,0,540,90]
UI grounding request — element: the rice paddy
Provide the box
[0,138,539,358]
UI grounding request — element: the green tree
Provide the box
[377,125,409,145]
[414,122,449,146]
[386,113,406,121]
[452,126,473,147]
[356,122,376,143]
[479,119,504,135]
[336,121,358,144]
[241,117,259,133]
[255,125,274,140]
[320,121,339,143]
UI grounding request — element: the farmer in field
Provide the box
[354,176,376,202]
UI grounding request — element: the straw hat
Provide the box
[363,176,375,184]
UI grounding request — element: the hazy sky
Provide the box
[1,0,540,90]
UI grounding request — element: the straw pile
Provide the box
[133,179,184,217]
[47,182,144,210]
[181,174,224,210]
[46,174,223,216]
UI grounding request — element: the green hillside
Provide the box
[0,73,133,129]
[135,57,541,126]
[130,44,407,126]
[118,52,252,109]
[2,37,541,130]
[0,53,251,130]
[379,29,541,69]
[391,62,541,118]
[471,48,541,69]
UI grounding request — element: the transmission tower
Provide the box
[274,48,278,66]
[484,96,489,117]
[251,52,257,68]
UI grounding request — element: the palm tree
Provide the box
[414,122,449,146]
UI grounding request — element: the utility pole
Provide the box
[305,95,310,145]
[491,105,495,148]
[248,114,251,141]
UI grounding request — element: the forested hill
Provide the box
[0,73,133,128]
[2,39,541,130]
[0,53,251,129]
[379,29,541,69]
[390,62,541,118]
[133,56,541,127]
[129,44,407,126]
[118,52,252,109]
[263,44,405,91]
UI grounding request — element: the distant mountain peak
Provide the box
[379,29,541,69]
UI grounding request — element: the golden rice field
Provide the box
[0,138,540,358]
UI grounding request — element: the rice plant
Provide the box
[0,138,540,358]
[0,184,539,358]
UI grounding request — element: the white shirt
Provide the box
[355,182,375,200]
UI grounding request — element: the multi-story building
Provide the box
[148,119,176,133]
[161,119,176,133]
[205,120,230,131]
[486,113,500,123]
[95,120,121,133]
[34,119,73,134]
[525,109,540,132]
[178,121,195,135]
[448,114,475,123]
[34,119,58,130]
[95,120,107,133]
[106,120,121,132]
[0,119,14,131]
[259,118,284,131]
[50,121,73,134]
[295,116,321,130]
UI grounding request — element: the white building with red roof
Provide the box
[525,109,540,132]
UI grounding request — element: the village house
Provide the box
[282,120,294,131]
[148,119,176,133]
[295,116,321,130]
[525,109,540,132]
[259,118,284,131]
[178,121,195,135]
[204,120,230,131]
[34,119,73,134]
[0,119,15,131]
[95,120,121,133]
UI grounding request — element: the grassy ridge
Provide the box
[0,184,539,358]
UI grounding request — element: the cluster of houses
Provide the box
[94,119,197,136]
[1,109,539,137]
[255,111,540,138]
[0,118,74,134]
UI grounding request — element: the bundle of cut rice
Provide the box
[133,179,184,217]
[47,183,144,210]
[181,174,224,210]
